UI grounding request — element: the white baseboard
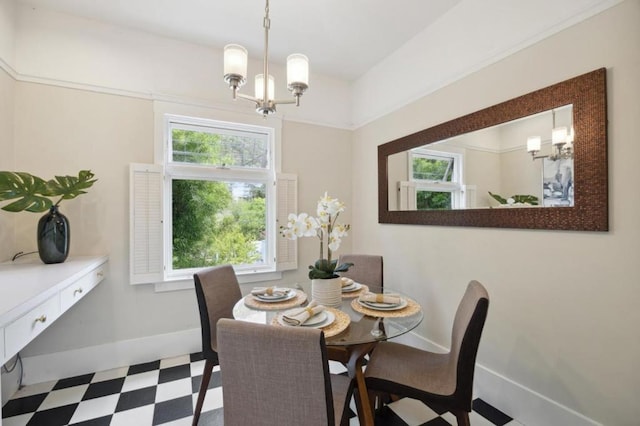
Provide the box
[393,332,602,426]
[20,328,201,386]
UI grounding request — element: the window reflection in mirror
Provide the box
[388,104,574,211]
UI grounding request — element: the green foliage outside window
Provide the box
[412,157,453,182]
[170,129,267,270]
[413,154,455,210]
[417,191,452,210]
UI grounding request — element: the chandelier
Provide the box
[527,109,574,161]
[222,0,309,116]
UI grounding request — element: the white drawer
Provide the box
[60,264,106,312]
[5,294,61,360]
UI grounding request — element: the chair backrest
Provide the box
[193,265,242,358]
[450,280,489,408]
[217,318,336,426]
[338,254,384,292]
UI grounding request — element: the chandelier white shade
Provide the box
[527,136,541,153]
[223,44,248,82]
[552,126,568,145]
[286,54,309,88]
[222,0,309,116]
[255,74,275,100]
[527,109,574,161]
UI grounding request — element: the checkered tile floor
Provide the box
[2,352,522,425]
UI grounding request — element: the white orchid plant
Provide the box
[280,192,353,279]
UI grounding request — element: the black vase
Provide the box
[37,205,70,264]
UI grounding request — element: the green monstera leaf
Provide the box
[488,191,538,206]
[44,170,97,203]
[512,194,539,205]
[0,170,97,213]
[488,191,507,205]
[0,172,53,212]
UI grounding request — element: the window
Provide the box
[167,116,275,276]
[409,149,464,210]
[130,112,296,287]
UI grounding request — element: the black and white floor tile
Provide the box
[2,352,522,425]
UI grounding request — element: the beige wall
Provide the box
[0,0,15,68]
[0,68,16,261]
[1,0,353,387]
[6,83,352,356]
[281,120,353,278]
[1,1,637,424]
[351,2,640,425]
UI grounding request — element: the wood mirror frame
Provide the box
[378,68,608,231]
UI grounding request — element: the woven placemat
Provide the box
[243,290,308,311]
[341,284,369,299]
[271,307,351,338]
[350,297,421,318]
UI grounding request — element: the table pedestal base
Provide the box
[327,343,377,426]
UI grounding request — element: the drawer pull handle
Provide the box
[97,271,104,277]
[35,315,47,323]
[74,288,84,296]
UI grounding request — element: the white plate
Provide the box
[281,309,327,326]
[278,310,336,328]
[358,298,408,311]
[341,282,362,293]
[301,310,328,326]
[301,310,335,328]
[254,289,296,303]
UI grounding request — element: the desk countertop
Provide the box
[0,255,108,326]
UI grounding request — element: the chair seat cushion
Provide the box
[364,341,456,396]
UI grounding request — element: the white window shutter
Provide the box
[276,173,297,271]
[463,184,477,209]
[398,181,417,211]
[130,163,164,284]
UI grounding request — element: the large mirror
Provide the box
[378,68,608,231]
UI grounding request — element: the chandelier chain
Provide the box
[264,0,270,29]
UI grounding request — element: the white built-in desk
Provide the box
[0,256,108,366]
[0,255,108,423]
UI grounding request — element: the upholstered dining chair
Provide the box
[192,265,242,426]
[217,318,355,426]
[338,254,384,292]
[364,280,489,426]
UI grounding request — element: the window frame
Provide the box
[409,148,465,210]
[127,101,296,291]
[163,114,276,280]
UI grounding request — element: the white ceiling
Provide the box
[11,0,621,127]
[13,0,463,81]
[15,0,621,83]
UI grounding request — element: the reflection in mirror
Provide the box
[378,68,608,231]
[389,105,574,211]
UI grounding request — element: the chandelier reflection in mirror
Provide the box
[223,0,309,116]
[527,109,574,161]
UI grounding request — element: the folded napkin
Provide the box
[251,286,287,297]
[282,301,326,326]
[359,292,402,305]
[340,277,354,287]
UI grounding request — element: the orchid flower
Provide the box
[280,192,352,279]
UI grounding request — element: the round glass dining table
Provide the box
[232,281,423,426]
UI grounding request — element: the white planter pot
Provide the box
[311,277,342,307]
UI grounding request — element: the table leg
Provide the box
[328,343,377,426]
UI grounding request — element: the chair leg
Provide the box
[192,359,215,426]
[454,410,471,426]
[367,390,390,410]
